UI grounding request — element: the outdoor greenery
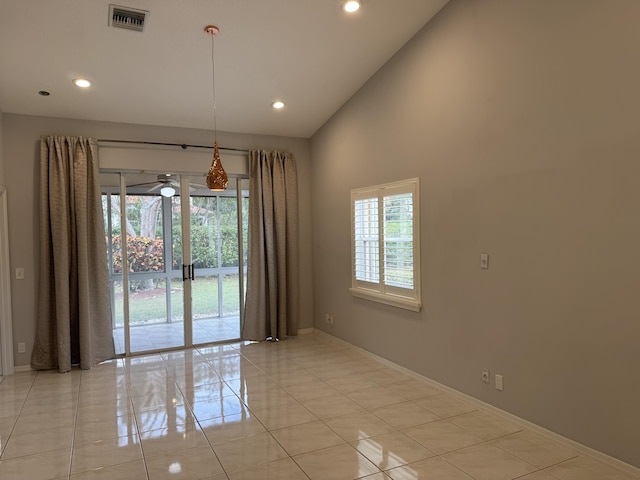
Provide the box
[171,196,248,269]
[111,234,164,274]
[104,193,247,278]
[171,223,242,269]
[113,275,242,327]
[104,188,249,327]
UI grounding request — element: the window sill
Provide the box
[349,287,422,312]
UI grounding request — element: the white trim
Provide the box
[351,177,421,311]
[296,328,315,335]
[349,287,422,312]
[13,365,33,373]
[312,329,640,477]
[0,186,14,376]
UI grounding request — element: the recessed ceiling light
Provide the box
[342,0,362,13]
[73,78,92,88]
[272,101,285,110]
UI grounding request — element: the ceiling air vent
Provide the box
[109,5,148,32]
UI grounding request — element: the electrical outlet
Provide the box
[481,368,490,383]
[17,342,26,354]
[495,374,504,391]
[480,253,489,269]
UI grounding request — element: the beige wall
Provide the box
[0,112,5,372]
[0,111,4,185]
[310,0,640,468]
[3,113,313,367]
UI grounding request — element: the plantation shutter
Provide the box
[383,192,414,290]
[353,196,379,284]
[350,178,421,312]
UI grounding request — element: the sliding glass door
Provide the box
[183,175,248,346]
[101,172,247,355]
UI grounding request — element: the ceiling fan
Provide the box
[129,174,206,197]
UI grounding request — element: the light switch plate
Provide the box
[16,267,25,280]
[480,253,489,269]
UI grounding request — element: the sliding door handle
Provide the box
[190,264,195,281]
[182,264,189,281]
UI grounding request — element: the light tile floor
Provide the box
[1,333,638,479]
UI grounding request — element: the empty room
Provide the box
[1,1,639,479]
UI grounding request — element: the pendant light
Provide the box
[204,25,228,191]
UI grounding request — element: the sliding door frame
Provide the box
[101,170,248,357]
[0,186,14,375]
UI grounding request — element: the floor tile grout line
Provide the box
[489,431,581,473]
[439,436,543,478]
[6,335,637,479]
[190,348,374,478]
[437,453,488,480]
[378,426,583,479]
[173,356,236,480]
[67,369,83,479]
[251,416,313,479]
[124,364,151,480]
[0,370,36,460]
[531,455,582,479]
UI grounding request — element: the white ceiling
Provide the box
[0,0,448,138]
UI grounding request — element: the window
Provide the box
[350,178,421,311]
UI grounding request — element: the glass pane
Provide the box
[191,196,218,269]
[192,275,221,345]
[100,173,122,275]
[222,274,241,318]
[167,275,185,350]
[128,277,166,325]
[172,195,183,271]
[101,172,124,353]
[103,172,248,355]
[128,276,184,352]
[101,189,124,274]
[383,193,414,289]
[109,194,123,274]
[125,172,183,353]
[170,276,184,322]
[190,178,244,345]
[112,280,125,355]
[193,275,219,319]
[240,178,249,269]
[126,195,165,273]
[220,196,238,267]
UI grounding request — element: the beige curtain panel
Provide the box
[242,149,299,341]
[32,136,115,372]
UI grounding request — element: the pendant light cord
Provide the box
[211,34,217,142]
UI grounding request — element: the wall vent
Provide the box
[109,5,148,32]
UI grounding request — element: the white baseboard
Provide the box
[13,364,34,373]
[297,327,315,335]
[312,328,640,477]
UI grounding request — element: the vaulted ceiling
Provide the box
[0,1,448,138]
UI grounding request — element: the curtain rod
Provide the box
[98,138,249,153]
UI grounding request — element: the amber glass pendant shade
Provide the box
[206,141,228,191]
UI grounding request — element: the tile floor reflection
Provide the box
[0,333,638,479]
